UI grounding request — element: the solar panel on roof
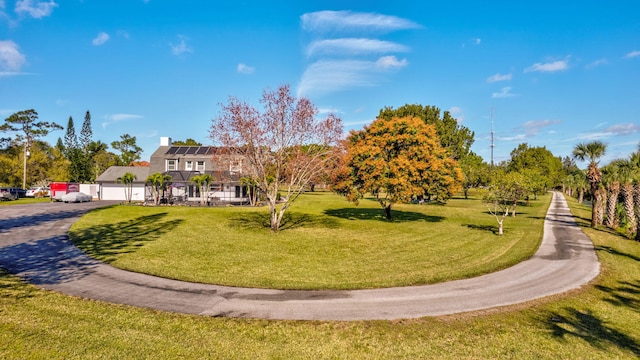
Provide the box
[186,147,197,154]
[176,147,187,154]
[196,147,208,155]
[166,147,178,154]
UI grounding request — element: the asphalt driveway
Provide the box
[0,192,600,320]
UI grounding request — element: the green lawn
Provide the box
[0,197,50,206]
[0,193,638,358]
[68,192,549,289]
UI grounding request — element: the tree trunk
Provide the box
[621,183,636,236]
[595,188,606,227]
[590,183,598,227]
[384,205,392,220]
[270,205,279,232]
[634,183,640,241]
[498,218,504,236]
[606,183,620,229]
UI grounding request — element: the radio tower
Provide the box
[490,107,495,167]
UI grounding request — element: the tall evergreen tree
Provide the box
[80,111,92,150]
[79,110,94,182]
[64,116,82,182]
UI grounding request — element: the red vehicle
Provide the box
[50,182,80,201]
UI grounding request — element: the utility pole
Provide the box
[22,135,31,189]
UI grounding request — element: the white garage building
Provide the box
[95,166,151,201]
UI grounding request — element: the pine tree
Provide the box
[79,111,94,182]
[64,116,82,182]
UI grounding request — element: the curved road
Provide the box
[0,192,599,320]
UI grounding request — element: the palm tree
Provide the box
[573,171,588,204]
[632,147,640,240]
[240,175,259,206]
[117,171,136,203]
[602,161,621,229]
[616,159,638,236]
[573,141,607,228]
[146,172,172,205]
[191,174,214,206]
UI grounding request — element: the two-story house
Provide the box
[148,137,248,203]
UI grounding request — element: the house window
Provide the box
[196,161,205,171]
[166,159,178,171]
[185,161,193,171]
[230,160,242,173]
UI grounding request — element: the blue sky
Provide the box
[1,1,639,166]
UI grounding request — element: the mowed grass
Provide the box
[1,193,638,359]
[0,197,50,206]
[68,192,549,289]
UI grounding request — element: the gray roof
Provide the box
[96,166,151,183]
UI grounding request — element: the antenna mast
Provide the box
[490,107,495,167]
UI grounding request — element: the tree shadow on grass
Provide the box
[229,211,340,231]
[595,280,640,311]
[596,245,640,262]
[463,224,498,234]
[546,307,640,356]
[324,208,443,222]
[0,268,38,300]
[70,212,183,263]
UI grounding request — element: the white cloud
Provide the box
[237,63,255,74]
[520,119,560,136]
[298,57,409,96]
[625,50,640,59]
[299,11,416,96]
[448,106,464,122]
[586,59,608,69]
[301,10,421,34]
[306,38,408,57]
[572,123,640,141]
[92,32,110,46]
[604,123,640,135]
[298,60,379,97]
[492,86,515,98]
[317,107,341,115]
[117,30,130,39]
[102,113,143,128]
[375,55,407,69]
[0,40,26,72]
[170,36,193,55]
[475,38,481,45]
[486,73,512,83]
[15,0,57,19]
[524,59,569,73]
[498,134,526,142]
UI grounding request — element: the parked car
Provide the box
[0,187,18,201]
[25,186,50,198]
[61,192,93,203]
[0,187,25,201]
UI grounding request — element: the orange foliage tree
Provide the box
[335,116,462,220]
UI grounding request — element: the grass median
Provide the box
[68,192,548,289]
[1,193,638,358]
